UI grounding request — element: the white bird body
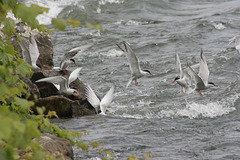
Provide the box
[19,34,42,72]
[188,49,217,95]
[85,84,114,115]
[117,41,152,88]
[174,52,192,93]
[53,67,82,90]
[35,67,82,95]
[36,76,77,95]
[59,44,93,71]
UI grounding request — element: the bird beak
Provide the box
[74,62,77,66]
[214,84,218,87]
[173,80,176,83]
[150,73,153,76]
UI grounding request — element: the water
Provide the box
[23,0,240,159]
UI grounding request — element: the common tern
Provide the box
[19,33,42,72]
[116,41,152,88]
[53,67,82,90]
[174,52,192,93]
[188,49,217,95]
[35,67,82,95]
[55,44,93,72]
[85,84,114,115]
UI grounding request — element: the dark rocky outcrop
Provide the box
[34,32,54,69]
[39,133,73,160]
[30,69,95,117]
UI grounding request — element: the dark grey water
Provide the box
[25,0,240,159]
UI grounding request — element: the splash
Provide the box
[177,101,235,119]
[100,49,124,57]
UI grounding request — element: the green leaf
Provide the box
[143,152,152,160]
[13,97,32,110]
[102,158,109,160]
[0,83,10,98]
[67,18,80,28]
[13,3,40,29]
[76,141,89,151]
[91,141,100,148]
[2,18,16,37]
[126,156,139,160]
[52,18,66,31]
[16,62,31,77]
[0,52,13,65]
[105,151,114,158]
[85,22,92,30]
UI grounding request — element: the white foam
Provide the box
[99,0,125,5]
[212,22,226,30]
[99,49,124,57]
[177,101,235,119]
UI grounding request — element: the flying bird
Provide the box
[174,52,192,93]
[188,49,217,95]
[54,44,93,72]
[85,84,114,115]
[116,41,152,88]
[35,67,82,95]
[19,33,42,72]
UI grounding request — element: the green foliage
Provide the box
[52,18,66,31]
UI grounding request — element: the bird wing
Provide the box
[175,52,183,78]
[29,34,40,66]
[85,84,100,113]
[36,76,68,91]
[122,41,142,75]
[61,43,93,62]
[19,38,32,65]
[182,69,192,86]
[68,67,82,85]
[188,65,205,90]
[100,85,114,115]
[198,49,209,86]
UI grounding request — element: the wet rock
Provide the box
[19,74,40,100]
[34,32,54,69]
[31,69,86,99]
[39,133,73,160]
[33,95,95,118]
[33,96,72,118]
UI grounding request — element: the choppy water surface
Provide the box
[25,0,240,159]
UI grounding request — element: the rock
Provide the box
[31,69,86,99]
[39,133,73,160]
[34,32,54,69]
[33,95,95,118]
[33,96,72,117]
[19,74,40,100]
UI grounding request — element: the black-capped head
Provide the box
[173,77,180,82]
[208,82,218,87]
[143,69,153,75]
[36,64,43,71]
[70,59,77,66]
